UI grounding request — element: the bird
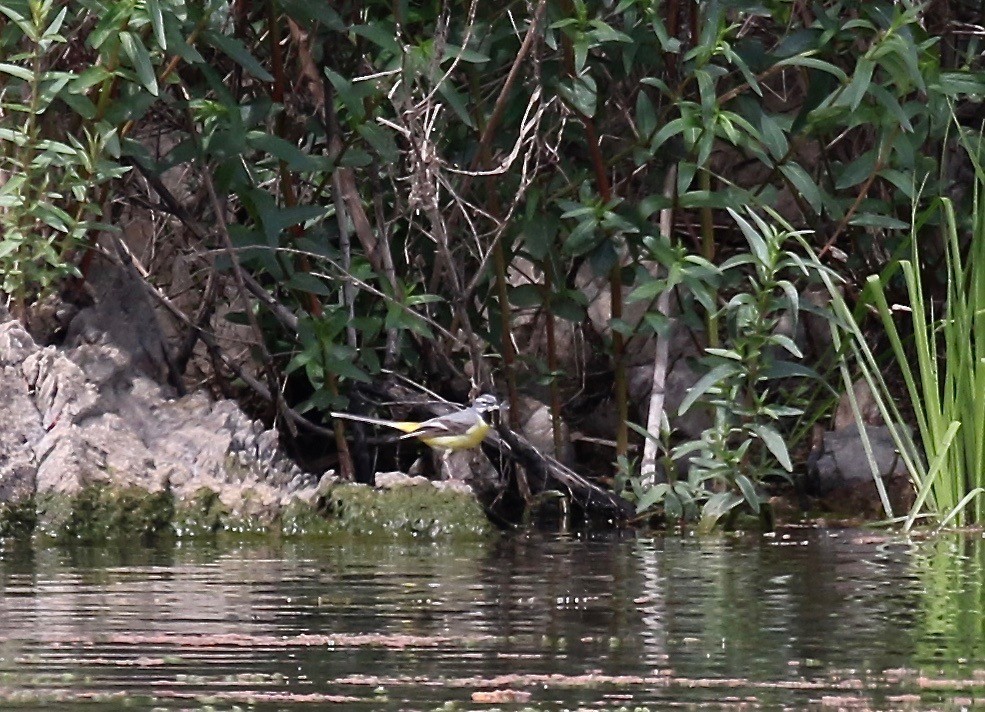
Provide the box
[330,394,500,451]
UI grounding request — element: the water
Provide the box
[0,529,983,710]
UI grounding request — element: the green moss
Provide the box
[35,484,174,543]
[315,483,493,539]
[11,479,492,542]
[172,487,231,537]
[0,500,37,537]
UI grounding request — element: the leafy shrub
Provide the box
[0,0,127,306]
[3,0,985,503]
[630,210,827,528]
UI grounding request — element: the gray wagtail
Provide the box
[330,394,499,451]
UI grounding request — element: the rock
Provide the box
[833,378,883,431]
[376,470,476,497]
[811,423,915,517]
[436,448,498,493]
[376,471,430,489]
[814,423,903,484]
[513,395,575,465]
[0,315,320,539]
[315,482,491,539]
[64,258,176,387]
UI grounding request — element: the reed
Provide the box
[868,184,985,528]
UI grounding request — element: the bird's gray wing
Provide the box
[397,408,477,439]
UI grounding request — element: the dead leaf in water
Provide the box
[471,689,532,703]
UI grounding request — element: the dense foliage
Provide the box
[3,0,985,526]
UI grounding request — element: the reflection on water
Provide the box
[0,529,983,709]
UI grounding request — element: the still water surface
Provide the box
[0,529,983,710]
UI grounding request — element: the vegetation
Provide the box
[2,0,985,528]
[869,151,985,529]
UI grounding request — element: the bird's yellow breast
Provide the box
[418,421,491,451]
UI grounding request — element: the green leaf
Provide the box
[0,3,26,28]
[770,333,803,358]
[636,90,656,140]
[146,0,167,48]
[558,74,597,118]
[705,348,741,360]
[650,116,686,152]
[772,29,822,59]
[867,84,912,132]
[695,68,716,115]
[758,112,788,159]
[573,36,589,74]
[878,169,916,198]
[628,277,668,303]
[638,193,672,219]
[41,5,68,40]
[357,122,398,163]
[762,360,821,380]
[841,59,872,111]
[779,163,822,213]
[523,213,559,261]
[88,2,133,49]
[939,71,985,97]
[588,19,632,44]
[649,14,681,53]
[679,363,739,415]
[326,356,371,383]
[206,31,274,82]
[280,0,344,30]
[351,22,401,55]
[750,424,792,471]
[635,483,670,513]
[588,240,618,275]
[442,43,489,64]
[0,63,32,82]
[729,208,770,265]
[552,293,586,322]
[849,213,909,230]
[287,271,333,296]
[701,491,744,527]
[775,54,848,83]
[835,149,876,190]
[259,203,331,244]
[509,283,544,308]
[339,148,372,167]
[120,32,158,96]
[563,219,600,256]
[325,67,366,121]
[165,21,204,62]
[71,65,114,92]
[247,132,326,171]
[735,474,761,512]
[437,79,475,129]
[777,279,799,315]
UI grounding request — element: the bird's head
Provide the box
[472,393,500,414]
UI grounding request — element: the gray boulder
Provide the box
[0,316,321,535]
[811,423,915,517]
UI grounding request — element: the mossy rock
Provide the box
[0,500,37,538]
[316,483,493,539]
[34,484,174,543]
[4,480,492,542]
[171,487,232,537]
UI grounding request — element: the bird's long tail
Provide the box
[330,412,420,434]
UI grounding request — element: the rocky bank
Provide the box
[0,313,490,541]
